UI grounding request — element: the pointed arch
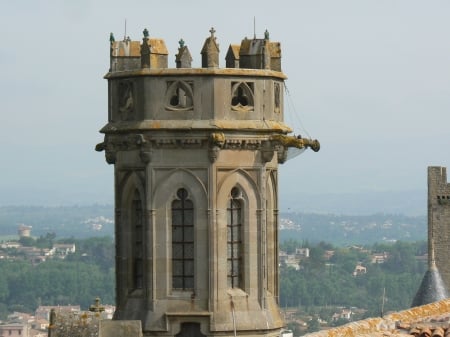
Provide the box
[165,80,194,111]
[119,170,146,207]
[265,169,278,296]
[217,169,260,294]
[153,168,207,207]
[152,168,208,296]
[266,170,278,211]
[217,169,260,208]
[117,170,146,292]
[231,81,254,112]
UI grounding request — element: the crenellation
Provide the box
[428,166,450,289]
[108,28,282,72]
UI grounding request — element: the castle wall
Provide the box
[428,166,450,289]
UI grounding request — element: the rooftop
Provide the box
[304,299,450,337]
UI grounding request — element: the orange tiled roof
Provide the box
[304,299,450,337]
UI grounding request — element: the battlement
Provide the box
[428,166,450,292]
[428,166,450,204]
[109,27,282,73]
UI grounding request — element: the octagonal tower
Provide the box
[97,28,319,337]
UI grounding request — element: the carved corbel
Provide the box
[261,140,275,163]
[105,149,117,164]
[136,134,152,164]
[140,150,152,164]
[95,141,117,165]
[208,146,220,163]
[208,132,225,163]
[276,146,288,164]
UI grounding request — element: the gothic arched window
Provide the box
[227,187,242,288]
[172,188,194,290]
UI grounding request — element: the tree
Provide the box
[307,317,321,333]
[18,236,35,247]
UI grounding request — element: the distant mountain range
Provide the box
[0,198,427,246]
[279,212,426,246]
[0,186,426,217]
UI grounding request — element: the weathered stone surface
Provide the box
[99,320,142,337]
[98,29,318,337]
[427,167,450,291]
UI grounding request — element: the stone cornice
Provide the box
[105,67,287,80]
[100,120,292,134]
[95,133,306,165]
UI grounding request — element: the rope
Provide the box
[284,82,312,139]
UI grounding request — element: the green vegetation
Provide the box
[0,206,426,244]
[279,240,428,322]
[0,237,115,319]
[0,233,429,326]
[280,212,426,245]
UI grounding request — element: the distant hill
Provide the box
[280,189,427,216]
[280,212,426,246]
[0,204,427,245]
[0,205,114,239]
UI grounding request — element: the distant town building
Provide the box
[53,243,76,257]
[295,248,310,258]
[35,305,80,321]
[331,308,353,322]
[352,264,367,276]
[371,252,389,264]
[0,323,28,337]
[324,250,335,260]
[18,224,32,238]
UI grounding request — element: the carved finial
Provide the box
[143,28,149,39]
[264,29,270,40]
[179,38,185,48]
[209,27,216,38]
[109,32,115,43]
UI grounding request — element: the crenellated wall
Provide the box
[428,166,450,290]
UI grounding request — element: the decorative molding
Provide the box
[231,81,254,112]
[165,80,194,111]
[261,141,275,163]
[208,146,220,163]
[100,133,290,163]
[274,144,287,164]
[274,82,281,114]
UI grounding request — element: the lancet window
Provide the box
[131,190,144,289]
[172,188,194,290]
[227,187,243,288]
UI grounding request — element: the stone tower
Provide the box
[97,28,319,337]
[427,166,450,290]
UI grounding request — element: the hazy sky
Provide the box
[1,1,449,208]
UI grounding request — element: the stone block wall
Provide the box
[428,166,450,290]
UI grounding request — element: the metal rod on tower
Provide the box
[124,19,127,40]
